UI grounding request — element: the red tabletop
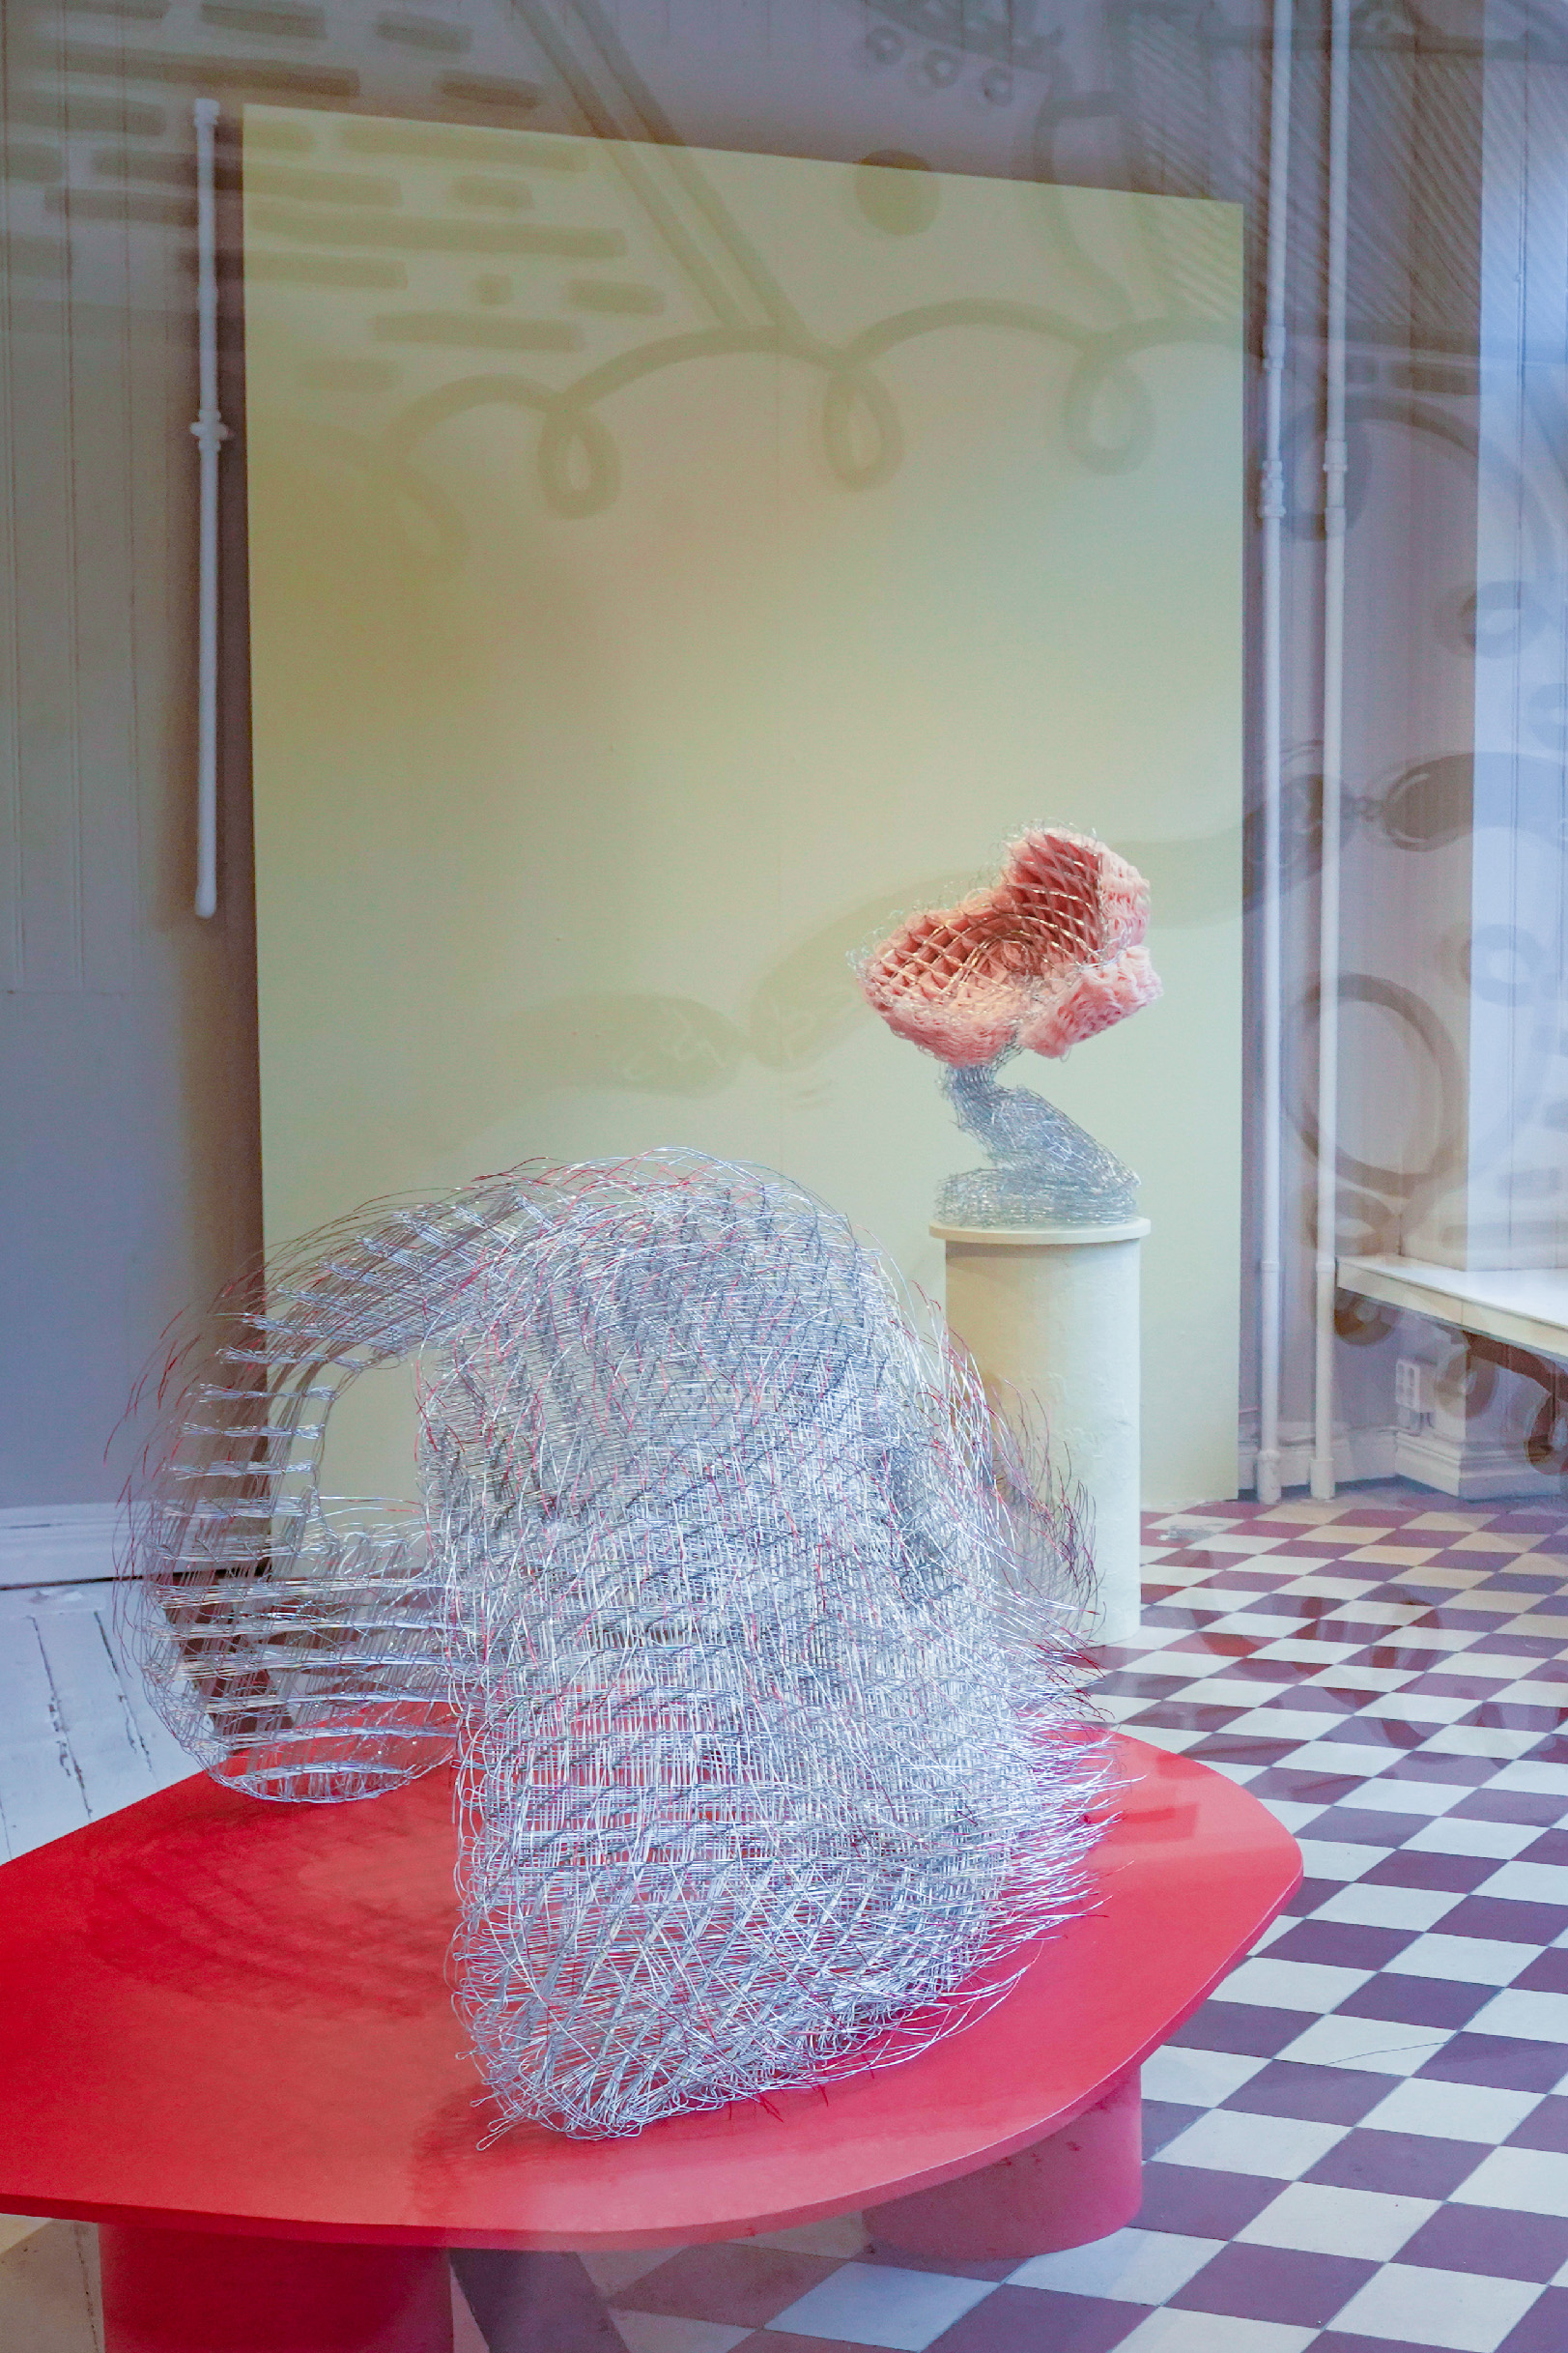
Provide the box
[0,1736,1297,2252]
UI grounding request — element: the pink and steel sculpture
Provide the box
[857,828,1162,1225]
[120,1152,1108,2140]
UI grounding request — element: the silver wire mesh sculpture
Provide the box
[940,1056,1142,1227]
[121,1152,1108,2139]
[857,827,1162,1226]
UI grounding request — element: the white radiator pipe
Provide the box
[192,98,229,921]
[1256,0,1295,1509]
[1311,0,1351,1499]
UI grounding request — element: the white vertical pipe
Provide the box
[1311,0,1351,1499]
[1256,0,1294,1508]
[191,98,229,921]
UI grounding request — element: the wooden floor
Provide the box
[0,1581,192,1863]
[0,2216,101,2353]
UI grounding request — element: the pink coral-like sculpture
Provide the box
[858,828,1161,1068]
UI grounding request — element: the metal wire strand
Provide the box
[939,1054,1141,1226]
[120,1151,1110,2138]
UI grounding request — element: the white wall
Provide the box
[6,0,1556,1512]
[0,27,262,1507]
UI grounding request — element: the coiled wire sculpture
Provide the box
[857,827,1162,1225]
[121,1152,1108,2139]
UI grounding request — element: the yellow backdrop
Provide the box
[242,105,1243,1509]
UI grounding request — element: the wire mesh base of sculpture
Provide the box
[858,827,1162,1227]
[940,1058,1140,1226]
[121,1152,1109,2140]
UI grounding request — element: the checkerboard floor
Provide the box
[588,1484,1568,2353]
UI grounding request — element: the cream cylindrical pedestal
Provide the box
[934,1219,1150,1646]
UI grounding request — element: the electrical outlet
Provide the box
[1395,1358,1434,1420]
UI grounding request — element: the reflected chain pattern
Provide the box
[857,827,1159,1227]
[362,42,1238,537]
[120,1152,1109,2139]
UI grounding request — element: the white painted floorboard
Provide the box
[0,1583,194,1862]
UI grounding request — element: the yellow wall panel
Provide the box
[243,106,1243,1509]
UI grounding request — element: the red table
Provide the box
[0,1736,1297,2351]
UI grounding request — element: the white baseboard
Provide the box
[1238,1422,1396,1495]
[1237,1417,1563,1502]
[0,1506,120,1589]
[1391,1426,1557,1501]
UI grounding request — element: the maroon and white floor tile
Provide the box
[593,1485,1568,2353]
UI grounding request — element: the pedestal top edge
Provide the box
[930,1219,1152,1248]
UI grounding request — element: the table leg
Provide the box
[864,2070,1142,2263]
[99,2224,454,2353]
[449,2250,624,2350]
